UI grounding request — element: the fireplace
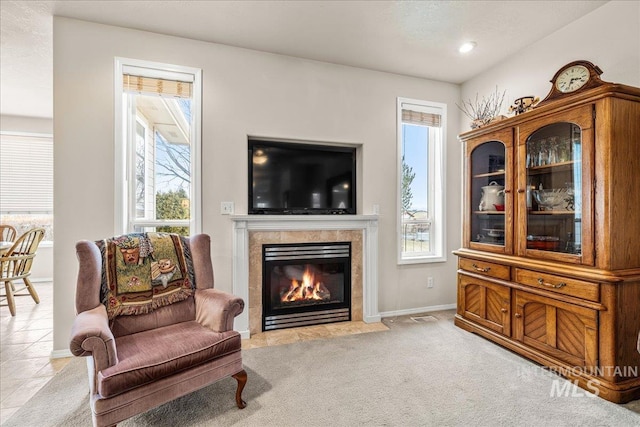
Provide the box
[262,242,351,331]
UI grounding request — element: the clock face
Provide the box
[555,65,590,93]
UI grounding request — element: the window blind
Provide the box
[0,133,53,213]
[401,103,442,127]
[123,74,192,98]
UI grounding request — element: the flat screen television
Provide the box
[248,139,356,214]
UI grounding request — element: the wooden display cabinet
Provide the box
[454,80,640,403]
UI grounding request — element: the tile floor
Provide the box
[242,320,388,349]
[0,282,70,425]
[0,281,387,424]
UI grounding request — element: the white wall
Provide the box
[460,1,640,130]
[53,18,462,353]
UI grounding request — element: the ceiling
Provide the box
[0,0,608,119]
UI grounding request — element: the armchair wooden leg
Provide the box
[232,369,247,409]
[4,280,16,316]
[23,277,40,304]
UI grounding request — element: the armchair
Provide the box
[70,233,247,427]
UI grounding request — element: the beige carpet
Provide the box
[6,311,640,426]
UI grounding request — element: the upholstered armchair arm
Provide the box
[194,289,245,332]
[69,305,118,371]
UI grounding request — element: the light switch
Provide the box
[221,201,234,215]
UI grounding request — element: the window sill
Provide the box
[398,254,447,265]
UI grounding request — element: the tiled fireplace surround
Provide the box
[231,215,380,338]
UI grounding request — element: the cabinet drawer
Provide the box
[514,268,599,302]
[459,258,510,280]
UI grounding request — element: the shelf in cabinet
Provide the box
[527,160,580,175]
[473,211,505,215]
[473,170,505,179]
[528,210,576,215]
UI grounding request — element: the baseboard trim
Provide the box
[379,303,456,318]
[51,349,73,359]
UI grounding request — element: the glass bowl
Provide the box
[532,189,569,210]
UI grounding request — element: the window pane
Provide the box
[401,124,430,256]
[401,219,431,254]
[402,124,428,214]
[127,92,192,228]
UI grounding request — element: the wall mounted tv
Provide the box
[248,138,356,215]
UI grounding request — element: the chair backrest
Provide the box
[75,233,215,338]
[9,228,45,255]
[1,227,45,280]
[0,225,17,242]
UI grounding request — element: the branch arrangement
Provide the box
[457,87,506,128]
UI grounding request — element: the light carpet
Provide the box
[6,311,640,426]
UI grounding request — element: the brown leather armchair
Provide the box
[70,233,247,427]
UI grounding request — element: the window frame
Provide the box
[114,57,202,235]
[396,97,447,264]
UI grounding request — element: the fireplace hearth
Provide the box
[262,242,351,331]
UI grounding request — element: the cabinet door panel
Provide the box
[557,309,590,358]
[522,301,547,342]
[514,290,598,367]
[464,129,514,254]
[459,274,510,336]
[516,105,594,265]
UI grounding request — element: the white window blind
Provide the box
[0,133,53,213]
[122,62,194,100]
[123,74,193,98]
[401,103,442,127]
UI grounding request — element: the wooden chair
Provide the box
[0,228,45,316]
[0,225,17,242]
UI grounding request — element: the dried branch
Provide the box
[456,87,506,128]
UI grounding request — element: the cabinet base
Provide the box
[455,315,640,404]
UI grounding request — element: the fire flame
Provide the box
[281,266,331,302]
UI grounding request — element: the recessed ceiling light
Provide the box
[459,41,477,54]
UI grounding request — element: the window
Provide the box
[115,59,202,236]
[0,132,54,240]
[397,98,446,263]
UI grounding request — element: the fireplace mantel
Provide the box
[231,215,380,338]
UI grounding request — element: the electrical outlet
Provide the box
[427,277,434,288]
[220,201,234,215]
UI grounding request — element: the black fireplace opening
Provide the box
[262,242,351,331]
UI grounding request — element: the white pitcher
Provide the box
[479,181,505,211]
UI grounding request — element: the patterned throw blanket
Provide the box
[96,232,195,319]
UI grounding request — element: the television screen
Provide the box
[248,139,356,214]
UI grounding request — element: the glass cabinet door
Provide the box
[469,139,510,253]
[523,122,584,259]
